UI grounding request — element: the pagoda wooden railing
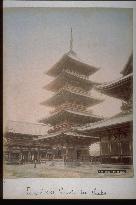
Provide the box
[56,84,91,96]
[48,84,101,102]
[47,123,72,134]
[64,69,89,80]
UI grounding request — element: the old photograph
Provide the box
[3,6,133,179]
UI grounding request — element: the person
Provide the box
[34,159,37,168]
[64,154,67,166]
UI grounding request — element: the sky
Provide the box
[3,7,133,124]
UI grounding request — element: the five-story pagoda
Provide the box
[38,29,103,163]
[40,29,103,130]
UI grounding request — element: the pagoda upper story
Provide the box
[39,29,103,132]
[46,49,99,77]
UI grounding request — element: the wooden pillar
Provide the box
[129,141,133,164]
[99,137,102,164]
[119,141,122,163]
[72,146,78,161]
[8,151,11,162]
[20,150,23,164]
[129,141,132,154]
[37,149,40,162]
[108,141,111,163]
[18,152,22,164]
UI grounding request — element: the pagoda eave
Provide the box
[41,96,103,107]
[39,109,103,125]
[44,70,99,92]
[41,89,103,107]
[46,52,100,77]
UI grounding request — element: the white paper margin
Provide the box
[3,1,136,199]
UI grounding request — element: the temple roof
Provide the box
[63,131,99,139]
[44,70,99,92]
[77,113,132,132]
[120,53,133,76]
[39,109,103,125]
[6,120,48,136]
[35,131,63,140]
[34,130,99,142]
[96,73,132,90]
[46,50,100,77]
[95,73,133,101]
[41,88,103,107]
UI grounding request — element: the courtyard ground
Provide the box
[3,161,133,178]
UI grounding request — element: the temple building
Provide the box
[4,121,50,164]
[76,112,132,164]
[40,29,103,129]
[76,54,133,165]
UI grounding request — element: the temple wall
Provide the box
[100,126,133,165]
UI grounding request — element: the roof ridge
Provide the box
[66,109,103,118]
[8,120,48,127]
[77,113,132,131]
[96,73,132,89]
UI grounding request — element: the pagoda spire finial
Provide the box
[70,27,73,51]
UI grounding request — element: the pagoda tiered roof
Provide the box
[44,70,99,92]
[95,73,132,101]
[41,35,103,129]
[39,109,103,125]
[46,50,100,77]
[41,88,103,107]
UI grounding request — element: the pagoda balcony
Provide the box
[55,86,102,102]
[62,84,90,95]
[49,103,87,114]
[65,69,89,80]
[47,123,73,134]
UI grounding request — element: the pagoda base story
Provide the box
[63,146,90,165]
[4,145,90,165]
